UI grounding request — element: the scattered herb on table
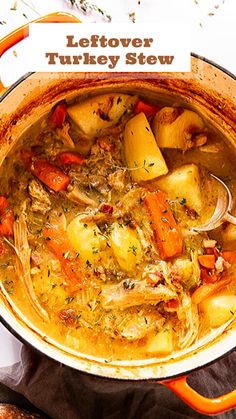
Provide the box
[128,12,136,23]
[10,1,17,11]
[67,0,112,21]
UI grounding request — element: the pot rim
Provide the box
[191,52,236,81]
[0,53,235,105]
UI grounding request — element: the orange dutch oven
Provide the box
[0,12,236,416]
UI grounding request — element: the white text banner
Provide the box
[27,23,191,72]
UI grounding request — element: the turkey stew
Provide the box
[0,93,236,361]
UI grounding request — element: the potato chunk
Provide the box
[199,294,236,327]
[67,216,105,264]
[146,323,173,356]
[222,224,236,249]
[157,164,202,214]
[124,112,168,181]
[67,94,136,138]
[153,107,206,151]
[110,223,142,271]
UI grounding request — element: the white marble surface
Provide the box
[0,324,22,367]
[0,0,235,367]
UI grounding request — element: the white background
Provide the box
[0,0,235,366]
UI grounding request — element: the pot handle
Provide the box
[160,375,236,415]
[0,11,81,93]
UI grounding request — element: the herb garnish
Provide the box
[128,245,138,256]
[123,280,135,290]
[86,259,92,268]
[62,204,69,213]
[65,296,75,304]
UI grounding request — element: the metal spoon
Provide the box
[192,174,236,232]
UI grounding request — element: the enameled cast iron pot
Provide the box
[0,12,236,416]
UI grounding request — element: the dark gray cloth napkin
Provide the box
[0,344,236,419]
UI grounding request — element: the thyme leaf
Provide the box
[128,12,136,23]
[65,296,75,304]
[123,279,135,290]
[128,245,137,256]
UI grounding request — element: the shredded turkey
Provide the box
[12,213,49,320]
[66,183,98,207]
[101,279,177,310]
[108,169,127,192]
[104,309,165,341]
[175,294,199,349]
[28,180,51,215]
[56,122,75,148]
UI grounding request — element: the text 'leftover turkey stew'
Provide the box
[1,93,236,360]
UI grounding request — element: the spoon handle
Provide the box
[223,212,236,225]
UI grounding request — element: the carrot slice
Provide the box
[0,196,14,236]
[222,251,236,264]
[191,276,232,305]
[21,149,70,192]
[198,255,215,269]
[32,159,70,192]
[200,268,218,284]
[165,298,179,309]
[144,190,183,260]
[43,223,85,292]
[134,100,160,118]
[50,101,67,128]
[58,151,84,165]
